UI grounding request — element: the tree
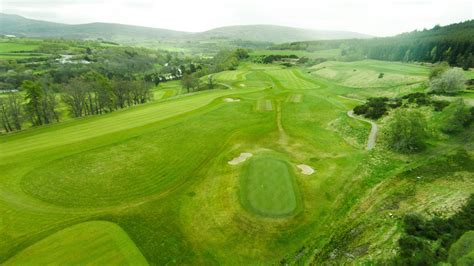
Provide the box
[22,80,44,126]
[383,108,428,153]
[0,97,12,132]
[429,68,466,94]
[181,73,199,93]
[234,48,249,60]
[0,93,23,132]
[62,78,87,117]
[112,78,131,109]
[83,71,114,114]
[207,75,214,90]
[129,80,153,105]
[429,62,449,80]
[22,79,58,126]
[39,77,60,124]
[441,99,473,134]
[430,46,438,62]
[6,93,23,131]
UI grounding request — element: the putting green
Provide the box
[4,221,148,265]
[240,156,299,217]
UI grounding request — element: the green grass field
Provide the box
[0,42,40,52]
[1,59,472,264]
[0,40,44,60]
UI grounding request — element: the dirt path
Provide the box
[347,110,378,150]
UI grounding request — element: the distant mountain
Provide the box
[0,13,372,44]
[0,13,190,43]
[192,25,372,43]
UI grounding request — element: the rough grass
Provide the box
[311,60,429,88]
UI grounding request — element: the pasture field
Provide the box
[0,40,44,60]
[0,41,40,52]
[0,59,473,264]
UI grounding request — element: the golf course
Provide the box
[2,53,472,265]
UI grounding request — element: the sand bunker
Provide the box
[297,164,315,175]
[228,153,253,165]
[224,98,241,103]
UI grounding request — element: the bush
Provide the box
[432,100,450,111]
[403,92,430,106]
[383,108,428,153]
[397,235,436,265]
[429,62,449,80]
[449,231,474,265]
[429,69,466,94]
[395,194,474,264]
[378,73,384,78]
[364,97,389,119]
[353,104,368,115]
[442,99,473,134]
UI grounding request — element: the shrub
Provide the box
[353,104,368,115]
[442,99,473,134]
[429,69,466,94]
[395,194,474,264]
[432,100,450,111]
[378,73,384,78]
[448,231,474,265]
[353,97,389,119]
[429,62,449,80]
[383,108,428,153]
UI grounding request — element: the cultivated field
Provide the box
[0,60,472,264]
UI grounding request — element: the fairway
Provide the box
[4,221,148,265]
[240,156,299,216]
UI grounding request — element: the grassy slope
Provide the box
[4,221,148,265]
[0,59,472,264]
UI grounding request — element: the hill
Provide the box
[0,13,371,44]
[272,20,474,67]
[193,24,371,43]
[0,13,190,43]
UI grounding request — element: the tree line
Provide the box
[0,72,153,132]
[271,20,474,68]
[180,49,249,93]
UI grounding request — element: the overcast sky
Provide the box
[1,0,472,36]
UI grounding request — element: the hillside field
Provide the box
[0,59,473,264]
